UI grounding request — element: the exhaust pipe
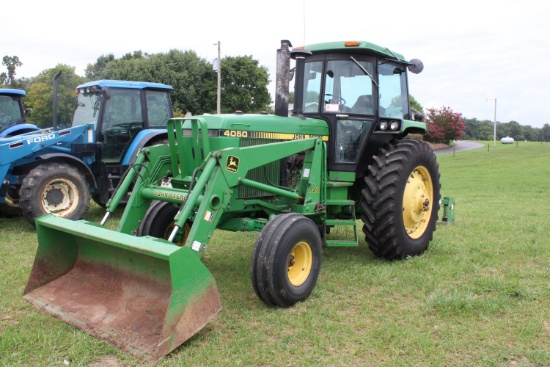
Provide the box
[52,71,62,130]
[275,40,292,117]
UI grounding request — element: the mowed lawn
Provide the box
[0,141,548,367]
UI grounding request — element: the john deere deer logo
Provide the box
[226,155,240,173]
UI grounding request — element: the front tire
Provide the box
[251,213,322,308]
[361,139,440,260]
[19,162,90,225]
[137,201,190,246]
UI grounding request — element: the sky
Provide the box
[3,0,550,127]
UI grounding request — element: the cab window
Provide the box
[378,62,409,119]
[146,91,172,127]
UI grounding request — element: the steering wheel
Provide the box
[325,94,346,105]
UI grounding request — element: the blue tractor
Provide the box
[0,78,173,224]
[0,89,39,137]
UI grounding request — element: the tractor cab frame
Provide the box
[290,42,425,174]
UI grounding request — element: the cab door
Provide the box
[100,89,144,163]
[302,54,377,172]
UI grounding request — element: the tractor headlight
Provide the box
[376,119,402,133]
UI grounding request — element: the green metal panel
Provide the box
[401,119,427,134]
[182,114,329,136]
[328,171,356,182]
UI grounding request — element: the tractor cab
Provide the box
[291,41,424,173]
[72,80,173,164]
[0,89,37,137]
[71,80,173,205]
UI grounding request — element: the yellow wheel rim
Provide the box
[40,178,79,217]
[402,166,434,239]
[164,221,191,246]
[287,241,313,286]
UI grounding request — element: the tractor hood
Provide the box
[183,113,329,138]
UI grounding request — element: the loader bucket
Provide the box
[23,214,221,361]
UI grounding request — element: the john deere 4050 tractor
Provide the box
[24,40,440,361]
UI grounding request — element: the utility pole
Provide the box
[216,41,221,114]
[486,97,497,146]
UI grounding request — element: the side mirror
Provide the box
[412,109,425,122]
[408,59,424,74]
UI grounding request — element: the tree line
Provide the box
[413,101,550,143]
[461,117,550,142]
[1,50,271,127]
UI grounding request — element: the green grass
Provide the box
[1,141,549,367]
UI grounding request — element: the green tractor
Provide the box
[24,40,440,361]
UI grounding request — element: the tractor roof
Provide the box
[77,80,173,90]
[299,41,407,62]
[0,88,26,96]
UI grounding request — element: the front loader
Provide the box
[24,40,441,361]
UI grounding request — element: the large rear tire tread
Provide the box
[360,139,441,260]
[251,213,322,308]
[20,162,90,226]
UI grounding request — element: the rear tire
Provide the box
[360,139,440,260]
[137,201,190,246]
[20,163,90,226]
[251,213,322,308]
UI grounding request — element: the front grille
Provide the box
[238,138,281,199]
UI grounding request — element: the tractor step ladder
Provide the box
[324,199,359,247]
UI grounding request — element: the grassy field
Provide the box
[1,141,548,367]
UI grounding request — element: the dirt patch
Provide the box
[429,143,450,150]
[505,357,535,366]
[1,313,19,327]
[88,356,122,367]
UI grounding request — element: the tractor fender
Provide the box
[0,124,40,137]
[122,129,168,165]
[33,152,98,189]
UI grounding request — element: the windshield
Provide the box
[0,95,25,130]
[72,92,101,127]
[378,62,409,119]
[302,58,375,115]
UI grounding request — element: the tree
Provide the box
[542,123,550,142]
[410,95,423,113]
[522,125,539,141]
[508,121,523,140]
[423,106,465,144]
[220,55,271,113]
[25,65,86,127]
[84,54,116,80]
[97,49,217,115]
[1,55,23,87]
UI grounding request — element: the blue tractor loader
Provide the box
[0,75,173,224]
